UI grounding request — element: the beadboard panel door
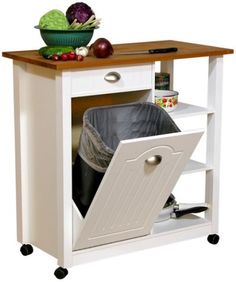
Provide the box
[73,130,203,250]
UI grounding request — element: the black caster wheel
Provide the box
[54,267,68,279]
[20,244,34,256]
[207,234,220,245]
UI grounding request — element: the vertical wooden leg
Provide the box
[56,71,73,268]
[13,62,24,244]
[13,62,30,244]
[205,56,223,233]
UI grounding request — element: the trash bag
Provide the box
[73,102,180,216]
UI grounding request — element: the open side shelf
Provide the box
[183,160,212,174]
[169,102,214,119]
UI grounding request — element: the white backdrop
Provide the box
[0,0,235,281]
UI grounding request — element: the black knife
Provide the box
[116,47,178,55]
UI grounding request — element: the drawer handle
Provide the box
[104,72,121,83]
[145,155,162,166]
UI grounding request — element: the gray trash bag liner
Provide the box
[73,102,180,217]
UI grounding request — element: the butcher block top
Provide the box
[2,40,233,70]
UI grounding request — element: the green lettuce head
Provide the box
[39,9,69,30]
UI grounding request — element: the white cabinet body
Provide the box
[13,56,223,269]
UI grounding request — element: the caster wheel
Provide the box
[20,244,34,256]
[54,267,68,279]
[207,234,220,245]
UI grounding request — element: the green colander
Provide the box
[35,26,95,48]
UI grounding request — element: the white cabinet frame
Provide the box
[13,55,224,270]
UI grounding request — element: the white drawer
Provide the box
[70,64,154,97]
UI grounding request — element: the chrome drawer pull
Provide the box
[145,155,162,166]
[104,72,121,83]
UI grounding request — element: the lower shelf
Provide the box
[151,214,208,234]
[72,215,211,266]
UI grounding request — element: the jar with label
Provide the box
[155,72,170,90]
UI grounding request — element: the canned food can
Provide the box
[155,72,170,90]
[155,90,179,112]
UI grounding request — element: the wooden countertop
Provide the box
[2,40,233,70]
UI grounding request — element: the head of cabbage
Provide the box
[39,9,69,30]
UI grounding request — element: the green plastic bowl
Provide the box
[35,26,95,47]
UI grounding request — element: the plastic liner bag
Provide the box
[73,102,180,216]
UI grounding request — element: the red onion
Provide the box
[90,38,113,58]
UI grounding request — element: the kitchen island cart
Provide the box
[2,40,233,279]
